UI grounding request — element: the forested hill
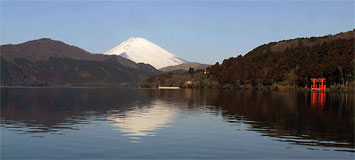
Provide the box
[209,30,354,87]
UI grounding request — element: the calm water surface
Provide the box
[1,88,354,159]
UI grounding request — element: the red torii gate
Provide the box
[311,78,326,92]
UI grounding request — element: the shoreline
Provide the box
[2,85,352,93]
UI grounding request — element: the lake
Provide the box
[1,88,354,159]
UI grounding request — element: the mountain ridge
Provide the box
[0,38,157,70]
[0,38,161,87]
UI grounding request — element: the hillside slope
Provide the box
[1,38,161,87]
[209,30,354,88]
[1,38,157,70]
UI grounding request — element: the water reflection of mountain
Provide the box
[107,100,178,138]
[1,88,353,149]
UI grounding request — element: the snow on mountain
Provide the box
[104,37,187,69]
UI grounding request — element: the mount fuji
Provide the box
[104,37,187,69]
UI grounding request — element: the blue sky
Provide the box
[1,1,354,64]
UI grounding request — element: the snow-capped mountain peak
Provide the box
[104,37,187,69]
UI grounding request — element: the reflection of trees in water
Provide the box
[159,90,354,149]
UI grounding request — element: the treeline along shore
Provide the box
[139,30,354,91]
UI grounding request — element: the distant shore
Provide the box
[138,71,354,92]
